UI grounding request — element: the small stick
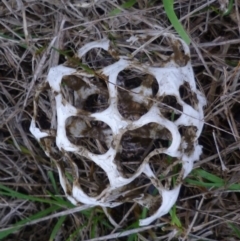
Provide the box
[212,130,228,171]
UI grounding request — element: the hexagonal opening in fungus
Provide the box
[106,173,162,225]
[149,154,183,190]
[63,153,110,198]
[65,116,113,154]
[116,123,172,177]
[117,70,159,121]
[178,125,198,153]
[159,95,182,121]
[61,75,109,112]
[81,47,116,70]
[179,81,199,110]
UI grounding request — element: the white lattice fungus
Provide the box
[30,33,206,226]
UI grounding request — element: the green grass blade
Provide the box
[185,177,240,191]
[0,206,60,239]
[109,0,137,16]
[49,215,66,241]
[48,170,59,194]
[66,222,87,241]
[193,169,224,183]
[7,140,32,155]
[99,219,112,229]
[0,184,71,207]
[228,184,240,190]
[170,205,182,228]
[125,207,148,241]
[185,179,225,188]
[228,223,240,238]
[127,234,136,241]
[90,219,97,239]
[163,0,191,45]
[141,207,148,220]
[188,169,240,190]
[222,0,234,16]
[45,190,74,208]
[52,47,94,74]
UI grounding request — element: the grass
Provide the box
[0,184,68,239]
[109,0,137,16]
[0,0,240,240]
[163,0,191,45]
[228,223,240,239]
[185,169,240,190]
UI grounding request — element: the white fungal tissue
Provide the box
[30,32,206,227]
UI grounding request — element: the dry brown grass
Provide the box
[0,0,240,240]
